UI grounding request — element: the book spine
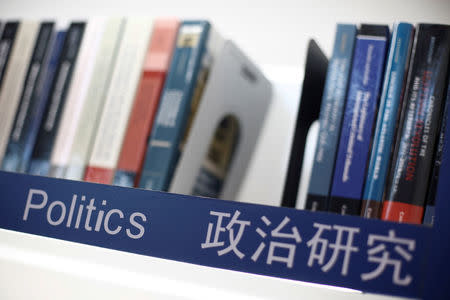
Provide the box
[361,23,414,218]
[49,19,105,178]
[329,25,389,215]
[84,18,153,184]
[423,80,450,226]
[382,24,450,224]
[28,22,85,176]
[114,18,180,187]
[0,21,40,165]
[138,21,211,191]
[428,80,450,227]
[305,24,356,211]
[65,18,125,181]
[0,21,19,89]
[1,22,55,172]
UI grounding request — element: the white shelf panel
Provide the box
[0,228,409,300]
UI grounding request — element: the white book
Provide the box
[86,18,153,178]
[0,21,39,164]
[65,18,125,181]
[48,18,106,178]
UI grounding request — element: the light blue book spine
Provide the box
[305,24,356,211]
[139,21,210,191]
[361,23,414,218]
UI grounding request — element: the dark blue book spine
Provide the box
[305,24,356,211]
[423,79,450,226]
[139,21,210,191]
[2,29,65,173]
[329,25,389,215]
[361,23,414,218]
[0,21,19,90]
[1,23,55,172]
[28,23,85,176]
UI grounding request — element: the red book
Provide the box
[84,166,115,185]
[112,19,180,187]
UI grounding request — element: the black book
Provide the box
[423,78,450,226]
[382,24,450,224]
[28,22,85,176]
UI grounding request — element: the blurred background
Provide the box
[1,0,449,207]
[1,0,449,68]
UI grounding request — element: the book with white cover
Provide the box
[64,18,125,181]
[169,40,272,200]
[85,18,153,184]
[0,21,39,164]
[48,18,106,178]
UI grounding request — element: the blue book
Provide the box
[361,23,414,218]
[329,24,389,215]
[28,23,85,176]
[423,79,450,226]
[305,24,356,211]
[2,25,62,173]
[139,21,210,191]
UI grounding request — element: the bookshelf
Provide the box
[0,1,449,299]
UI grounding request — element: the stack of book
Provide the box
[304,23,450,225]
[0,18,272,201]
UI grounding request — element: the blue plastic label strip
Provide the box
[0,171,430,298]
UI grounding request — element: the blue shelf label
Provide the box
[0,171,430,298]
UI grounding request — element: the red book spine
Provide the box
[117,72,165,184]
[114,19,180,187]
[381,201,424,224]
[84,166,114,184]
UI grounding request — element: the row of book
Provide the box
[306,22,450,225]
[0,18,271,200]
